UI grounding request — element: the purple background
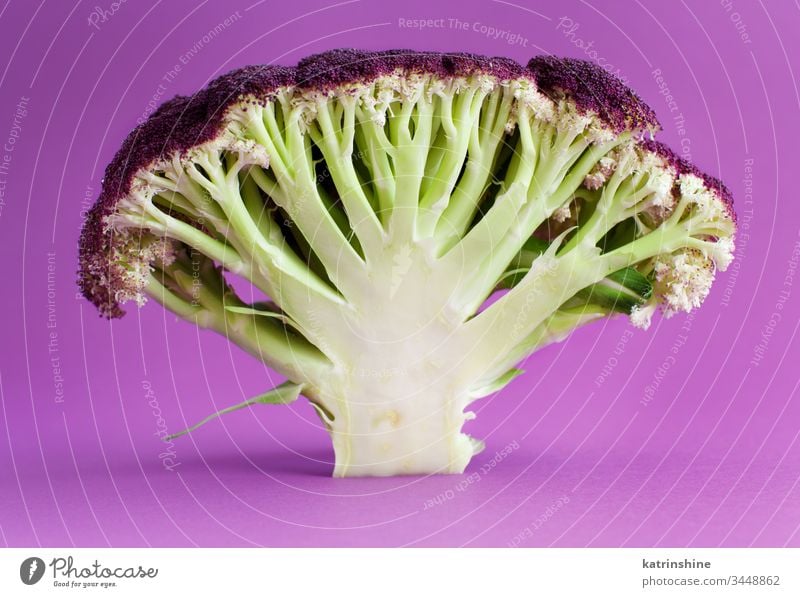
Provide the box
[1,0,798,547]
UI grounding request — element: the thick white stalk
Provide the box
[324,366,478,477]
[315,242,483,477]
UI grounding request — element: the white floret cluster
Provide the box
[653,249,715,318]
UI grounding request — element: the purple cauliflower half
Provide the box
[78,49,736,477]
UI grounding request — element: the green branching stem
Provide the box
[444,125,626,320]
[434,87,514,245]
[146,261,332,386]
[306,95,385,251]
[460,216,701,380]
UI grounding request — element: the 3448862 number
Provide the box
[731,576,780,586]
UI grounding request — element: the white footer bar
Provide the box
[1,548,797,596]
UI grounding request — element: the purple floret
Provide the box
[78,65,295,317]
[76,50,689,319]
[295,48,525,90]
[639,138,736,223]
[528,56,660,134]
[100,64,295,208]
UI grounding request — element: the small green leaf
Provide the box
[164,381,304,441]
[521,236,550,255]
[500,237,552,289]
[497,267,530,289]
[577,266,653,314]
[309,402,335,426]
[224,304,304,333]
[607,267,653,301]
[224,305,284,319]
[469,368,524,399]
